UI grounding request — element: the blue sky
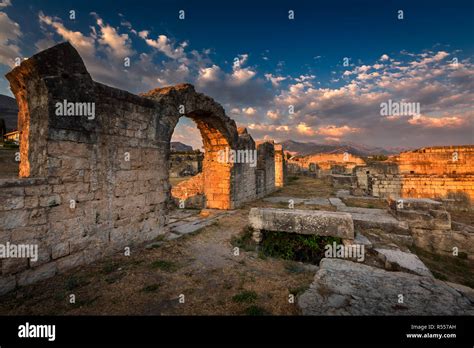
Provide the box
[0,0,473,149]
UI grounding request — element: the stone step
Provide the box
[249,207,354,242]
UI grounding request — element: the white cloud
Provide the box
[39,12,95,57]
[139,31,185,59]
[264,73,286,87]
[0,0,11,8]
[197,65,221,83]
[242,107,257,116]
[0,11,21,67]
[95,16,134,58]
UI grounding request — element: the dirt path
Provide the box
[0,192,316,315]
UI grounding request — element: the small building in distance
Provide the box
[3,130,20,144]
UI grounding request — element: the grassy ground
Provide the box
[271,176,336,198]
[342,197,388,209]
[0,174,472,315]
[0,177,320,315]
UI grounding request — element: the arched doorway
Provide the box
[142,84,239,209]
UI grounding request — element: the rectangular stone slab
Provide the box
[249,208,354,240]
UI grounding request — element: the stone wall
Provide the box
[370,174,402,198]
[170,173,205,208]
[288,153,365,177]
[0,42,283,294]
[232,128,258,206]
[169,151,203,178]
[361,147,474,201]
[274,144,286,188]
[391,145,474,175]
[256,141,276,197]
[401,175,474,201]
[354,162,399,192]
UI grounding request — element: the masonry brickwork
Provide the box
[0,42,282,295]
[361,146,474,201]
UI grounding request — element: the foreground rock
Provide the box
[374,248,433,277]
[298,259,474,315]
[249,208,354,242]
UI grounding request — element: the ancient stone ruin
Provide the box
[354,146,474,202]
[0,42,286,294]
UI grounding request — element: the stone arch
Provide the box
[141,84,239,209]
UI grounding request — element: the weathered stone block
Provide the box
[17,262,57,286]
[56,252,85,273]
[0,275,16,295]
[52,241,70,259]
[2,257,29,275]
[394,209,451,230]
[249,208,354,242]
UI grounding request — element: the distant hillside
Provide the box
[0,94,18,132]
[171,141,193,152]
[280,140,406,157]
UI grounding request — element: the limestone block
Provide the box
[249,208,354,241]
[17,262,57,286]
[0,275,16,295]
[298,259,474,315]
[0,210,28,230]
[56,252,85,273]
[374,248,433,277]
[2,258,28,275]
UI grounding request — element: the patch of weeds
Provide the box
[260,231,342,264]
[141,284,161,293]
[65,275,88,291]
[257,251,267,260]
[458,252,468,260]
[151,260,178,273]
[231,226,257,252]
[244,305,268,316]
[105,272,124,284]
[101,261,119,274]
[232,290,258,303]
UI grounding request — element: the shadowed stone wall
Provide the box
[256,141,276,198]
[363,147,474,201]
[0,42,281,294]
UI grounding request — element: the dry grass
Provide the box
[410,245,474,288]
[1,174,472,315]
[342,197,388,209]
[272,176,334,198]
[0,206,314,315]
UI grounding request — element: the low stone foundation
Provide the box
[248,207,354,243]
